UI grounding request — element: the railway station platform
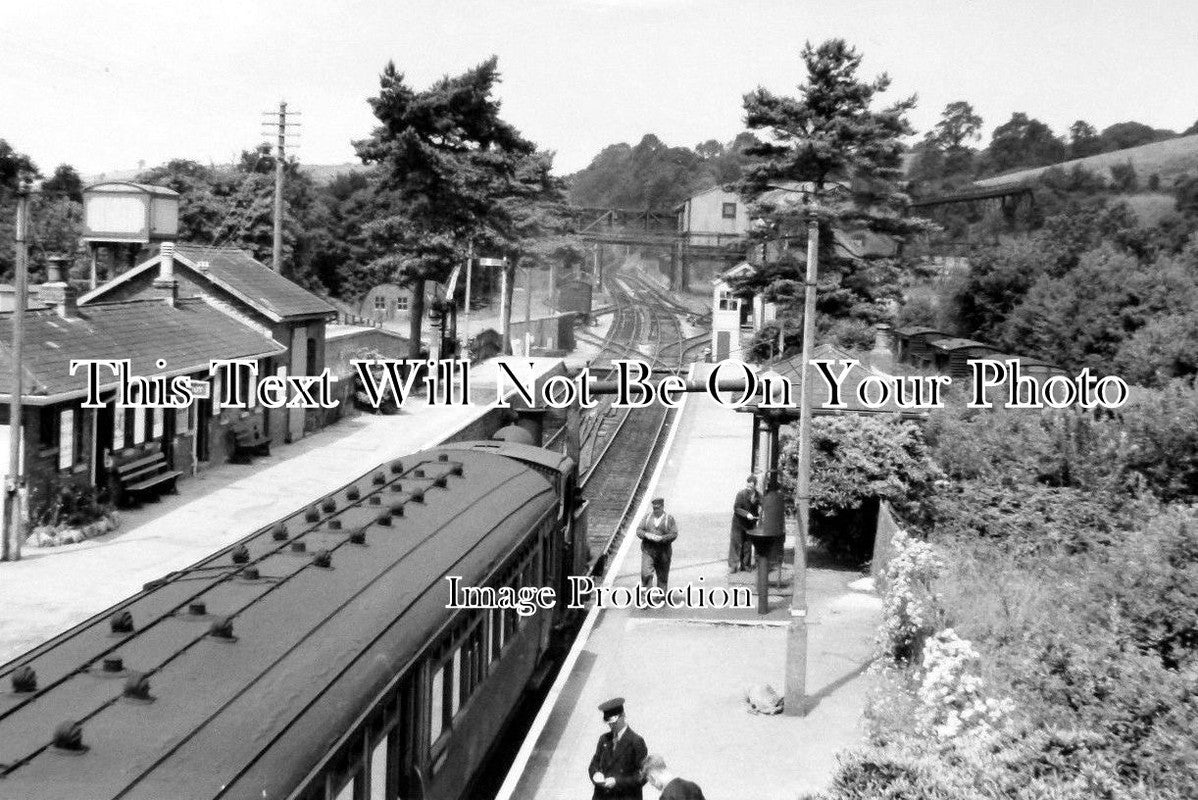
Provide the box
[500,365,883,800]
[0,357,567,664]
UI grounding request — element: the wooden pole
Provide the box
[271,101,286,272]
[783,211,818,716]
[3,178,32,561]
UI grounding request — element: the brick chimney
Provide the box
[871,323,894,373]
[152,242,179,306]
[38,255,78,319]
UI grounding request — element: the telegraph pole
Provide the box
[262,101,299,272]
[784,204,819,716]
[523,265,533,356]
[3,177,33,562]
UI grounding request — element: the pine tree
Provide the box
[354,57,563,355]
[735,39,930,354]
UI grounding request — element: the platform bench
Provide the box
[231,419,271,462]
[113,451,182,507]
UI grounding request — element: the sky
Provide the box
[2,0,1196,178]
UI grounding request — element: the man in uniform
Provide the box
[588,697,648,799]
[638,497,678,592]
[729,475,760,573]
[642,754,707,800]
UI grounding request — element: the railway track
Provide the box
[576,272,695,577]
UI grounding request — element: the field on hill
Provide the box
[975,133,1198,188]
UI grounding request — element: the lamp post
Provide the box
[761,183,819,716]
[3,176,35,562]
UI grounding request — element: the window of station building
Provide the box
[396,295,410,312]
[132,407,146,446]
[39,408,59,451]
[57,408,74,470]
[151,407,164,440]
[374,295,386,311]
[722,202,737,219]
[113,405,125,450]
[717,290,736,311]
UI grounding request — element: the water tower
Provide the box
[81,181,180,288]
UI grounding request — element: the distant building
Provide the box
[711,262,777,361]
[674,185,750,245]
[673,186,752,289]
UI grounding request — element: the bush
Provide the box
[778,415,940,561]
[33,482,112,529]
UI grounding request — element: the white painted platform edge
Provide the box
[493,366,695,800]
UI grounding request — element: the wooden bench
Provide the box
[113,451,182,507]
[231,419,271,462]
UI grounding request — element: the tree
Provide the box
[930,101,983,151]
[0,139,38,190]
[735,39,931,351]
[981,112,1068,175]
[1098,121,1175,152]
[1109,161,1139,193]
[1115,313,1198,387]
[1004,245,1198,371]
[43,164,83,203]
[353,57,552,355]
[1068,119,1103,159]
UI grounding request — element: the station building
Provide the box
[0,271,286,522]
[0,181,408,531]
[79,242,337,443]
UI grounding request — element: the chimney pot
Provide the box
[39,256,78,319]
[154,242,179,306]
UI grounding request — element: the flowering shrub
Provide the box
[878,527,943,665]
[916,629,1014,741]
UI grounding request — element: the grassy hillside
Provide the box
[975,133,1198,188]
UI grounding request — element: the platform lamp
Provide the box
[762,182,819,716]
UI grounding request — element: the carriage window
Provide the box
[369,737,387,800]
[450,648,462,719]
[492,607,503,659]
[429,664,445,743]
[332,773,357,800]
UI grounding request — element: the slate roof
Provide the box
[0,297,286,402]
[760,343,923,417]
[929,337,999,352]
[80,244,336,323]
[894,325,944,338]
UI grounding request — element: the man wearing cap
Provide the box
[642,754,707,800]
[729,475,760,573]
[638,497,678,592]
[589,697,648,799]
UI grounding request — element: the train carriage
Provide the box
[0,440,586,800]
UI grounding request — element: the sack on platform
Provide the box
[745,683,783,715]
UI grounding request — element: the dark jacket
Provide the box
[660,777,707,800]
[588,726,648,800]
[732,487,760,533]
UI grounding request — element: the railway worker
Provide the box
[638,497,678,592]
[642,754,707,800]
[729,475,760,573]
[589,697,649,799]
